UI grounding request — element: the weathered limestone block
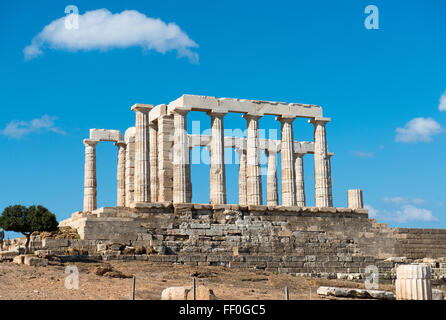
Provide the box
[24,256,48,267]
[317,286,395,300]
[161,287,190,300]
[395,264,432,300]
[186,285,217,300]
[89,129,122,142]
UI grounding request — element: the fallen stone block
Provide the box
[161,285,217,300]
[24,256,48,267]
[161,287,190,300]
[0,251,19,261]
[317,286,395,300]
[432,289,444,300]
[13,255,25,264]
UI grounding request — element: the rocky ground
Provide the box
[0,260,403,300]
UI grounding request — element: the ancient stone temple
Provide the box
[58,94,446,277]
[81,94,343,211]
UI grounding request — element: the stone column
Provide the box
[131,104,153,204]
[173,110,189,203]
[124,127,135,207]
[83,139,99,212]
[237,148,247,206]
[348,189,363,209]
[278,116,296,206]
[158,114,174,203]
[243,114,262,205]
[396,264,432,300]
[310,118,333,207]
[295,153,306,207]
[115,141,126,207]
[149,122,158,203]
[266,150,278,206]
[208,111,227,204]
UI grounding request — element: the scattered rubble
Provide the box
[317,286,396,300]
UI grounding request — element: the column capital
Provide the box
[276,115,296,123]
[83,139,99,147]
[114,141,127,148]
[309,117,331,125]
[171,108,190,116]
[131,103,154,113]
[206,110,228,118]
[242,113,262,121]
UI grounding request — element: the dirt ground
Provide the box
[0,260,398,300]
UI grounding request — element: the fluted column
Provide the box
[149,122,158,203]
[124,127,135,207]
[295,153,305,207]
[83,139,99,212]
[237,148,247,206]
[310,118,332,207]
[348,189,363,209]
[173,109,189,203]
[266,150,278,206]
[243,114,262,205]
[278,116,296,206]
[131,104,153,203]
[115,141,126,207]
[158,114,174,202]
[208,111,227,204]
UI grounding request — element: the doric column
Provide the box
[236,148,247,206]
[83,139,99,212]
[278,116,296,206]
[310,117,333,207]
[208,111,227,204]
[266,150,278,206]
[243,114,262,205]
[158,114,174,202]
[348,189,363,209]
[115,141,126,207]
[149,122,158,203]
[124,127,135,207]
[131,104,153,204]
[173,109,189,203]
[328,153,333,206]
[294,153,306,207]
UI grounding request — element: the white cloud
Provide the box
[24,9,198,62]
[395,117,442,143]
[411,197,425,205]
[439,91,446,111]
[394,205,438,223]
[382,196,407,204]
[1,115,65,139]
[351,151,374,158]
[364,204,378,219]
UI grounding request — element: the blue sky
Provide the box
[1,0,446,237]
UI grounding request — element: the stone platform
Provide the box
[51,204,446,276]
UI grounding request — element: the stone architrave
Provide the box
[115,141,126,207]
[83,139,99,212]
[243,114,262,205]
[131,104,153,204]
[173,109,189,203]
[208,111,227,204]
[278,116,296,206]
[310,118,333,207]
[266,150,278,206]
